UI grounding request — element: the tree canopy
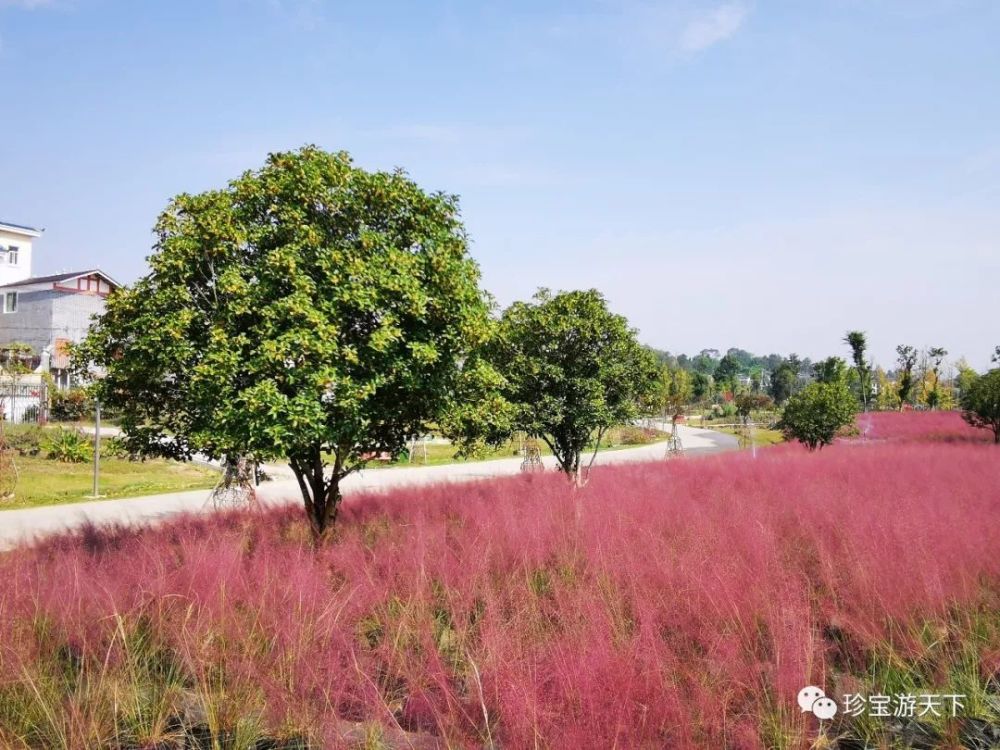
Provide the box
[76,146,491,540]
[478,289,658,485]
[777,381,857,451]
[961,369,1000,444]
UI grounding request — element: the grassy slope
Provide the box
[1,456,219,510]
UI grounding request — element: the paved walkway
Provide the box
[0,425,736,550]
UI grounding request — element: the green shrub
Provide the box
[3,424,44,456]
[615,425,661,445]
[50,388,93,422]
[101,436,138,460]
[778,381,858,450]
[43,428,92,463]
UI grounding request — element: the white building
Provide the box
[0,220,119,387]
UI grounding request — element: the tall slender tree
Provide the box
[895,345,918,411]
[844,330,871,411]
[925,347,948,410]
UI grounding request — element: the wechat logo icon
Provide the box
[798,686,838,720]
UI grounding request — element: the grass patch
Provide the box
[0,456,219,510]
[716,426,785,447]
[380,425,669,468]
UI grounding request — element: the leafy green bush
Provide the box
[778,382,858,450]
[50,388,93,422]
[101,436,139,460]
[3,425,44,456]
[614,425,662,445]
[43,428,93,463]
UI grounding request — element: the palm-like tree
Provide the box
[844,331,870,411]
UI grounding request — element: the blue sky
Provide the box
[2,0,998,369]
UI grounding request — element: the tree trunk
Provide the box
[289,449,344,544]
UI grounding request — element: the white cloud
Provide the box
[679,2,749,52]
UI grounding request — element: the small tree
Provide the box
[895,345,918,411]
[713,354,742,397]
[76,147,491,541]
[481,289,659,485]
[961,369,1000,444]
[768,356,800,405]
[777,381,857,450]
[843,330,871,411]
[923,347,948,409]
[735,392,773,423]
[812,356,848,384]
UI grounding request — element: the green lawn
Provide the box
[716,426,785,447]
[380,426,670,468]
[0,456,220,510]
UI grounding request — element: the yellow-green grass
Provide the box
[379,426,669,468]
[716,426,785,447]
[0,456,220,510]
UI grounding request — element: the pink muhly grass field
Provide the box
[853,409,989,443]
[1,417,998,748]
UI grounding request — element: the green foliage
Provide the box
[777,381,858,451]
[768,356,800,404]
[0,341,35,375]
[812,356,848,384]
[713,353,742,396]
[43,428,92,463]
[3,424,44,456]
[896,345,918,410]
[734,392,773,420]
[923,346,948,410]
[647,365,692,417]
[955,359,979,401]
[961,369,1000,444]
[691,371,713,403]
[473,288,659,483]
[75,146,491,539]
[50,388,93,422]
[843,330,871,410]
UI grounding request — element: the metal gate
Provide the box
[0,380,48,425]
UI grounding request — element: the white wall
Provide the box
[0,228,34,286]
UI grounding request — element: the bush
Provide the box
[778,381,857,450]
[49,388,93,422]
[43,428,92,463]
[961,368,1000,444]
[613,425,661,445]
[2,424,44,456]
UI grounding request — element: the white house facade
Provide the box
[0,220,119,388]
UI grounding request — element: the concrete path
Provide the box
[0,425,736,551]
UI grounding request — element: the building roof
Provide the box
[0,221,43,237]
[0,269,121,290]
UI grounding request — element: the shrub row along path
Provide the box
[0,424,736,550]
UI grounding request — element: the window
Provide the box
[0,246,6,265]
[2,292,17,313]
[7,246,18,265]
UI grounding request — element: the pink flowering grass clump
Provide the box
[1,417,999,748]
[854,409,988,444]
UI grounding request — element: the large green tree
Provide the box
[713,353,742,396]
[812,356,848,385]
[961,369,1000,444]
[480,289,659,485]
[777,381,857,450]
[768,356,801,405]
[76,147,491,540]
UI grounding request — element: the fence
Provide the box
[0,380,48,425]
